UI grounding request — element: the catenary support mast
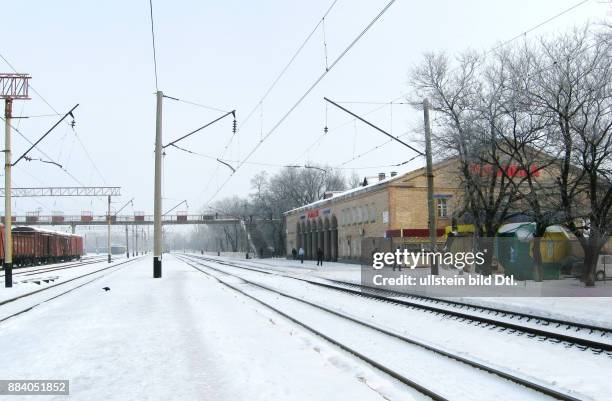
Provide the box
[153,91,163,277]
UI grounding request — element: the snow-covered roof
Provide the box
[12,226,80,236]
[283,158,457,216]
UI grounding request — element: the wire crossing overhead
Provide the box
[12,104,79,166]
[205,0,398,206]
[197,0,341,203]
[0,187,121,197]
[148,0,160,91]
[324,97,424,155]
[163,109,236,149]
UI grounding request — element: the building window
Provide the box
[437,198,448,218]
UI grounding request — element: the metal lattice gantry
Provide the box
[0,74,31,100]
[0,187,121,197]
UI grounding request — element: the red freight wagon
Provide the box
[2,226,84,267]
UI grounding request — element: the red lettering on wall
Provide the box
[307,210,319,218]
[469,163,540,178]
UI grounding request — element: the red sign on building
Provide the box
[469,163,540,178]
[307,210,319,219]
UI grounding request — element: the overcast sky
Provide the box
[0,0,609,227]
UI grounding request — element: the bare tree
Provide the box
[519,26,612,286]
[409,51,521,273]
[410,24,611,285]
[250,165,346,254]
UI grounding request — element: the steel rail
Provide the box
[179,254,584,401]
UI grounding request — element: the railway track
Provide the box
[186,254,612,354]
[0,256,142,323]
[0,256,109,279]
[177,254,586,401]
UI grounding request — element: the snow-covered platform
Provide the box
[0,255,414,401]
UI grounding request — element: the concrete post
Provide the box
[153,90,163,277]
[423,98,438,275]
[107,195,111,263]
[125,225,129,258]
[4,99,12,287]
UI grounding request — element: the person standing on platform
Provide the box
[298,247,305,264]
[316,248,324,266]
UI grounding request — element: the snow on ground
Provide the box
[0,255,126,303]
[211,255,612,330]
[0,255,423,401]
[197,256,611,401]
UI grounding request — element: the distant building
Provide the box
[283,158,462,262]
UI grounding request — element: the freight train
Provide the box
[0,226,84,267]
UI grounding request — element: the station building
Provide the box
[284,158,462,262]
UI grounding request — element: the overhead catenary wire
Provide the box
[0,116,86,187]
[198,0,342,203]
[289,96,404,166]
[237,0,340,133]
[300,0,597,171]
[162,95,229,114]
[489,0,591,54]
[205,0,398,206]
[148,0,160,91]
[335,131,416,167]
[0,51,108,187]
[168,143,407,170]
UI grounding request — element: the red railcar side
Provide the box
[3,226,84,266]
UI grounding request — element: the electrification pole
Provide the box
[323,97,438,275]
[4,99,13,287]
[125,225,129,258]
[153,91,163,278]
[107,195,111,263]
[132,225,135,257]
[2,73,30,288]
[423,98,438,275]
